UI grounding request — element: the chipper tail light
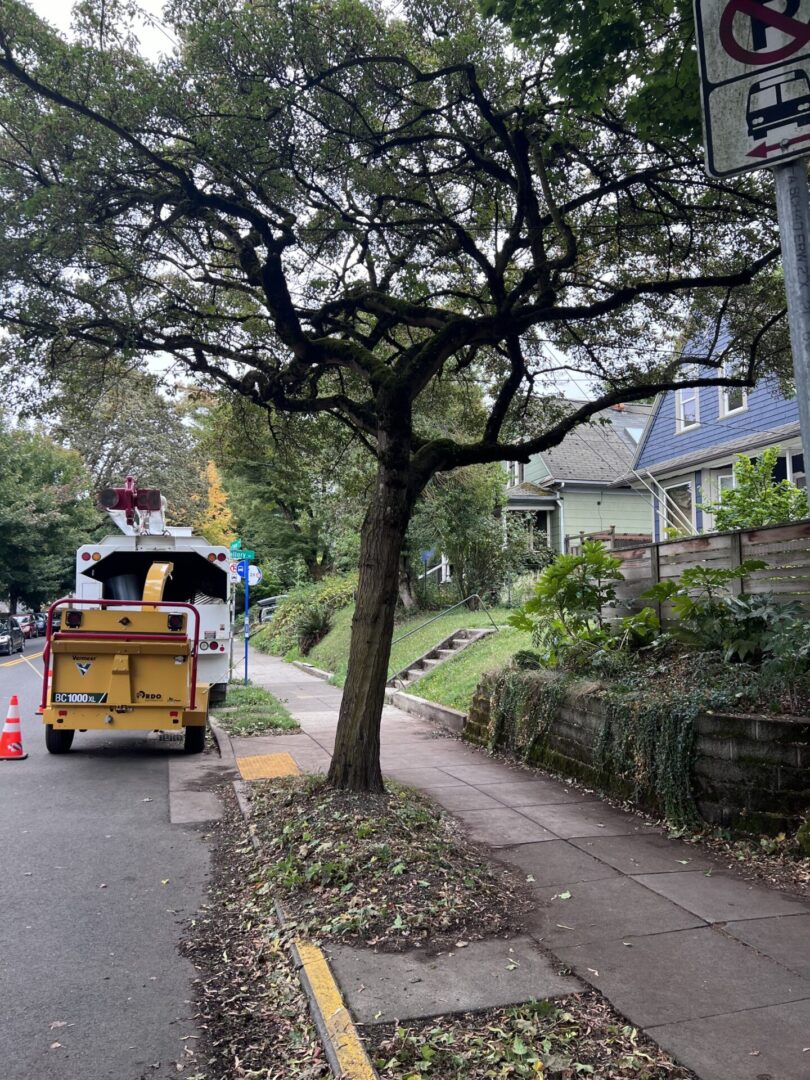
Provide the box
[167,614,184,632]
[65,610,83,629]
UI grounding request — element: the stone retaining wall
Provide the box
[464,676,810,834]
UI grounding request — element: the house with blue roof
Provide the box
[623,371,804,541]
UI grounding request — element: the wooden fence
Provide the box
[611,518,810,622]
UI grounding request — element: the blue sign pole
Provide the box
[242,559,249,685]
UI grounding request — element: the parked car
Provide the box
[15,614,36,639]
[34,613,47,636]
[0,616,24,655]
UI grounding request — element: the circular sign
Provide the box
[720,0,810,65]
[248,565,263,586]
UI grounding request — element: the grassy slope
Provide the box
[305,604,515,687]
[412,625,529,711]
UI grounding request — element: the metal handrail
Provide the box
[389,593,500,663]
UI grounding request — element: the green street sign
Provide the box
[231,549,255,561]
[229,539,241,550]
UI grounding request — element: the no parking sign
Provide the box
[694,0,810,175]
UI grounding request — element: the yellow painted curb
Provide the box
[295,940,376,1079]
[236,752,301,780]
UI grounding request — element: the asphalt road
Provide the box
[0,639,213,1080]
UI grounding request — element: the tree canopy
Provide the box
[0,0,790,789]
[0,420,95,611]
[482,0,702,143]
[51,369,207,525]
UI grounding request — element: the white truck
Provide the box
[74,479,233,703]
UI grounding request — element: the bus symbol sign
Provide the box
[694,0,810,175]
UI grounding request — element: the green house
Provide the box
[505,403,654,553]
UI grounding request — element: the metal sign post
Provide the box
[773,160,810,474]
[241,558,250,685]
[693,0,810,470]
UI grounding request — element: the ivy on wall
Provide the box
[597,691,700,826]
[487,668,570,762]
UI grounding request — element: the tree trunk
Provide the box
[327,462,413,792]
[398,554,418,611]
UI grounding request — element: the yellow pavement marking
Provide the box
[236,752,301,780]
[0,650,43,668]
[295,940,376,1079]
[19,653,45,679]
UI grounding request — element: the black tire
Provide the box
[45,725,75,754]
[208,683,227,706]
[184,724,206,754]
[18,636,24,653]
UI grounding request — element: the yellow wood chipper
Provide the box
[41,562,209,754]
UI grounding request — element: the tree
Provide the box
[195,461,237,546]
[481,0,701,143]
[0,0,787,791]
[198,396,372,585]
[704,447,809,531]
[408,463,536,603]
[0,421,95,611]
[51,370,207,526]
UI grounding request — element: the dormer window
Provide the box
[719,361,748,418]
[675,381,700,433]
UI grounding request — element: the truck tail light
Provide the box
[198,641,209,651]
[217,552,226,561]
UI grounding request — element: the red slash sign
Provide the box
[720,0,810,64]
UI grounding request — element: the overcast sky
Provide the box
[27,0,172,57]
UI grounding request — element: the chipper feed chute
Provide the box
[41,581,208,755]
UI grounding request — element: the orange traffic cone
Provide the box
[0,696,27,760]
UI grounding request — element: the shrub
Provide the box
[702,447,808,531]
[253,573,357,656]
[294,603,332,655]
[509,541,659,664]
[640,561,798,661]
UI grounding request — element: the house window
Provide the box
[526,511,548,551]
[719,361,748,418]
[717,472,735,496]
[662,481,694,535]
[675,384,700,433]
[794,451,807,490]
[507,461,524,486]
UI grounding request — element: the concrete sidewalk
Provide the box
[236,651,810,1080]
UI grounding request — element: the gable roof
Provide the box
[540,404,651,483]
